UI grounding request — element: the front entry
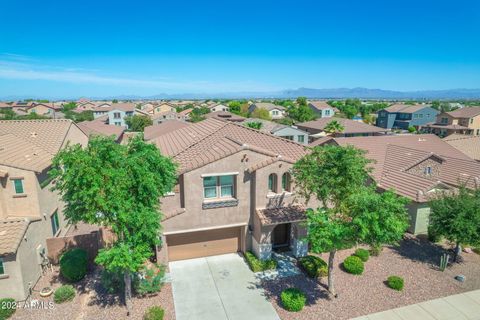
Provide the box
[272,223,290,250]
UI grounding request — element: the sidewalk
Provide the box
[352,290,480,320]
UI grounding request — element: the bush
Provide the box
[244,251,277,272]
[343,256,364,275]
[298,255,328,278]
[53,285,76,303]
[407,126,416,133]
[136,264,165,296]
[353,248,370,262]
[60,248,88,282]
[387,276,404,291]
[280,288,306,312]
[428,226,441,243]
[0,298,16,319]
[143,306,164,320]
[101,269,125,294]
[369,245,383,256]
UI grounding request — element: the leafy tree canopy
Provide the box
[324,120,345,135]
[125,115,153,132]
[245,121,263,130]
[251,107,271,120]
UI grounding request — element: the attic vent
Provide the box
[418,138,426,142]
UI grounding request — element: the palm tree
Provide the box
[324,120,345,136]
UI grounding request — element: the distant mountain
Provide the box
[2,87,480,101]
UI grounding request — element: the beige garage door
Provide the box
[167,227,241,261]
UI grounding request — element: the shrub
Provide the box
[101,269,125,294]
[53,285,76,303]
[343,255,364,275]
[136,264,166,296]
[369,245,383,256]
[280,288,306,312]
[143,306,164,320]
[387,276,404,291]
[298,255,328,278]
[407,126,416,133]
[428,226,441,243]
[60,248,88,282]
[353,248,370,262]
[0,298,16,319]
[244,251,277,272]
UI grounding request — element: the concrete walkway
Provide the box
[169,253,280,320]
[352,290,480,320]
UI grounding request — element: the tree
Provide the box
[112,99,119,104]
[429,186,480,262]
[251,107,271,120]
[245,121,263,130]
[49,136,177,314]
[324,120,345,135]
[62,102,77,112]
[125,115,153,132]
[296,97,307,106]
[288,104,315,122]
[228,101,242,115]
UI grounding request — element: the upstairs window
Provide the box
[441,117,448,124]
[203,175,235,199]
[113,112,121,119]
[324,110,331,116]
[424,166,433,175]
[51,210,60,235]
[268,173,278,193]
[12,179,24,194]
[272,110,279,116]
[0,258,4,275]
[298,135,305,143]
[282,173,291,192]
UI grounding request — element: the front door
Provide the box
[272,223,290,249]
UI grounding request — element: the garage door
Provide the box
[167,227,241,261]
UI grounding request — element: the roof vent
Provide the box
[30,132,38,138]
[418,138,426,142]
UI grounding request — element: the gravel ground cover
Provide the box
[261,237,480,320]
[12,266,175,320]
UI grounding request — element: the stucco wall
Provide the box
[406,202,430,234]
[0,255,23,301]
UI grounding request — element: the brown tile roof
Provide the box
[308,101,333,111]
[251,103,286,111]
[77,118,126,140]
[150,118,307,173]
[205,111,246,122]
[144,120,191,141]
[92,103,136,112]
[0,102,11,109]
[308,136,334,147]
[444,135,480,161]
[0,218,30,255]
[384,104,430,113]
[424,123,469,130]
[447,107,480,118]
[297,117,387,135]
[178,108,193,116]
[334,134,480,201]
[256,205,306,226]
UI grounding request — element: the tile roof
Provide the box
[308,101,333,111]
[77,118,125,140]
[144,120,191,140]
[150,118,307,173]
[444,135,480,161]
[0,218,30,255]
[205,111,246,122]
[447,107,480,118]
[251,103,286,111]
[424,123,469,130]
[334,134,480,201]
[92,103,136,112]
[297,117,387,135]
[256,205,306,226]
[384,104,431,113]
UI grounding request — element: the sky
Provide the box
[0,0,479,98]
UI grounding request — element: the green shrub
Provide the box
[343,255,364,275]
[136,264,166,296]
[53,285,76,303]
[0,298,16,319]
[101,269,125,294]
[280,288,306,312]
[143,306,164,320]
[369,245,383,256]
[244,251,277,272]
[353,248,370,262]
[387,276,404,291]
[298,255,328,278]
[407,126,416,133]
[428,226,441,243]
[60,248,88,282]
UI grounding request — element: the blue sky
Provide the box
[0,0,479,98]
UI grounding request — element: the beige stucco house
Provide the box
[147,118,318,263]
[422,107,480,137]
[0,120,88,301]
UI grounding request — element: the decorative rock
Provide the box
[455,275,466,282]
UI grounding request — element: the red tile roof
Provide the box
[447,107,480,118]
[144,120,190,140]
[297,117,387,135]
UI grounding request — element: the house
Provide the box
[375,104,439,130]
[308,101,335,118]
[151,111,187,125]
[327,134,480,234]
[248,103,286,119]
[443,134,480,161]
[75,101,98,111]
[144,103,176,115]
[92,103,143,127]
[204,111,246,123]
[422,107,480,137]
[11,102,35,111]
[209,104,229,113]
[144,120,191,140]
[77,115,126,141]
[178,108,193,119]
[243,119,309,145]
[297,117,388,141]
[25,103,62,117]
[147,118,319,263]
[0,120,88,301]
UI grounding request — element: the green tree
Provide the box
[62,102,77,112]
[245,121,263,130]
[112,99,119,104]
[288,104,315,122]
[429,186,480,262]
[228,101,242,115]
[296,97,307,106]
[251,107,271,120]
[49,136,177,314]
[125,115,153,132]
[342,105,357,119]
[324,120,345,135]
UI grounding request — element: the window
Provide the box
[424,167,432,175]
[470,119,474,124]
[114,122,121,126]
[414,114,419,119]
[324,110,331,116]
[12,179,24,194]
[298,135,305,143]
[272,110,279,116]
[113,112,121,119]
[282,173,291,192]
[441,117,448,124]
[203,175,235,199]
[283,135,294,141]
[51,210,60,235]
[268,173,278,193]
[426,114,430,118]
[0,258,4,275]
[418,114,424,118]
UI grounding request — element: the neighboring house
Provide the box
[248,103,286,119]
[422,107,480,137]
[204,111,246,123]
[147,118,319,263]
[243,119,309,145]
[151,111,187,125]
[11,102,35,111]
[209,104,229,112]
[144,103,176,115]
[25,103,62,117]
[330,134,480,234]
[375,104,439,130]
[0,102,12,109]
[144,120,191,140]
[178,108,193,119]
[297,117,387,140]
[76,101,98,111]
[77,115,126,141]
[443,134,480,161]
[308,101,335,118]
[0,120,88,301]
[93,103,140,127]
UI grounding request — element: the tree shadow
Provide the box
[389,236,451,269]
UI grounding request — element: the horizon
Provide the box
[1,0,480,98]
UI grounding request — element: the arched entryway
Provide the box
[272,223,291,251]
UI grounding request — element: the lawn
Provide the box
[261,236,480,320]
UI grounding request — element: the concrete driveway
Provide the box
[169,253,280,320]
